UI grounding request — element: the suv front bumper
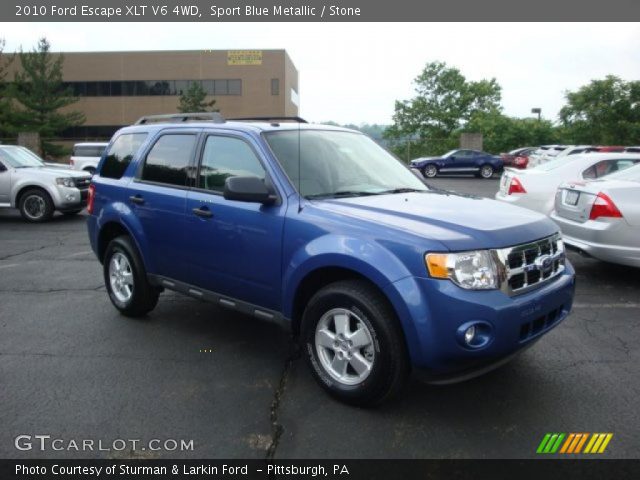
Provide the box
[384,261,576,376]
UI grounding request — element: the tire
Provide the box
[103,235,159,317]
[63,210,82,216]
[479,164,494,179]
[84,167,96,175]
[301,279,410,407]
[18,188,54,222]
[422,164,438,178]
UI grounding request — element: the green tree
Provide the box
[10,37,85,157]
[0,38,15,137]
[177,81,217,113]
[559,75,640,145]
[463,112,559,153]
[385,61,502,156]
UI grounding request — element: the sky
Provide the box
[1,22,639,125]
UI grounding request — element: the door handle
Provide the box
[129,195,144,205]
[192,206,213,218]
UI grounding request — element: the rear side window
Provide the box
[101,134,148,179]
[141,134,197,187]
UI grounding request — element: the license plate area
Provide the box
[500,176,510,194]
[564,189,579,206]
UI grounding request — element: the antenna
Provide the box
[297,120,302,212]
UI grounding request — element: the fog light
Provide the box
[65,194,75,201]
[456,321,493,349]
[464,326,476,345]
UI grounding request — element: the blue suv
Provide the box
[87,113,575,406]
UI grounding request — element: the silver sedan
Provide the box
[551,163,640,267]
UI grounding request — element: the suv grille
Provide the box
[497,234,565,296]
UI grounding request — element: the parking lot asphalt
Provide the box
[1,175,638,460]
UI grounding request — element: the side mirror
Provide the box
[449,156,456,161]
[223,176,275,204]
[0,164,6,172]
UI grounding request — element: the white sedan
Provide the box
[495,153,640,215]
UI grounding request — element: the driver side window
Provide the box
[198,136,266,192]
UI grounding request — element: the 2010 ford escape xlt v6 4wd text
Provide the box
[87,113,576,406]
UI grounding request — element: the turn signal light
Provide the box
[589,192,622,220]
[508,177,526,195]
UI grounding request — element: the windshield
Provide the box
[264,130,428,198]
[601,163,640,183]
[442,149,458,158]
[0,146,45,168]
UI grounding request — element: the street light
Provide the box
[531,108,542,121]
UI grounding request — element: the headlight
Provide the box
[56,177,75,188]
[425,250,499,290]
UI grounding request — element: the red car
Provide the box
[500,147,536,169]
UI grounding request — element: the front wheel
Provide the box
[103,235,159,317]
[301,280,409,406]
[479,164,494,179]
[18,188,54,222]
[422,164,438,178]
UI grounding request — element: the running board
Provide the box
[147,274,289,330]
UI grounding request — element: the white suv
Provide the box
[70,142,108,174]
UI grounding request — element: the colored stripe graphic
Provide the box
[540,433,613,454]
[584,433,613,454]
[559,433,575,453]
[537,433,565,454]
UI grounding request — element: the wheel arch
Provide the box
[13,183,55,209]
[283,236,413,336]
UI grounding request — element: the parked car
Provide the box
[527,145,569,168]
[585,146,626,153]
[410,149,503,179]
[551,163,640,268]
[495,153,640,215]
[512,155,530,169]
[69,142,108,174]
[87,113,575,406]
[500,147,536,168]
[0,145,91,222]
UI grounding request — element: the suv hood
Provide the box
[314,191,557,251]
[16,166,90,179]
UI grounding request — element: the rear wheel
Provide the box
[479,164,494,179]
[301,280,409,406]
[422,164,438,178]
[84,167,96,175]
[18,188,54,222]
[103,235,159,317]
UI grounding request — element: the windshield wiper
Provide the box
[377,187,426,194]
[306,190,382,199]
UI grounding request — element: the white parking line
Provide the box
[63,251,92,258]
[0,263,19,270]
[574,303,640,308]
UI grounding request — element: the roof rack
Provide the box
[135,112,225,125]
[228,116,308,124]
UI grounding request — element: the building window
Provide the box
[271,78,280,96]
[61,79,242,97]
